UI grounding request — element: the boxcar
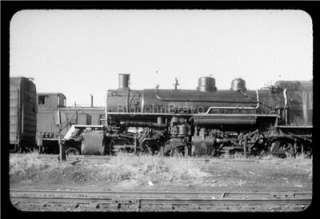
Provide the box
[10,77,37,152]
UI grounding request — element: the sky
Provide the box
[10,10,312,107]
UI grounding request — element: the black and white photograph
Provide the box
[7,8,313,212]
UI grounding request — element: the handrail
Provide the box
[154,89,258,104]
[204,90,260,113]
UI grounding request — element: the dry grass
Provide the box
[94,153,208,185]
[10,152,69,184]
[10,152,52,176]
[9,153,208,186]
[9,152,312,189]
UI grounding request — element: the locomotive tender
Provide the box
[78,73,312,157]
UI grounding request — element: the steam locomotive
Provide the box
[75,73,312,157]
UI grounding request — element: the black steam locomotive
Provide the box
[78,73,312,157]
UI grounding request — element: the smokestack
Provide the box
[118,73,130,89]
[90,94,93,107]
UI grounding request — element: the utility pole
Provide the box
[57,108,66,161]
[243,135,247,158]
[134,133,137,154]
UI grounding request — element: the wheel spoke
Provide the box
[65,147,80,156]
[270,140,295,158]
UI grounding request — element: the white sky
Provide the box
[10,10,312,106]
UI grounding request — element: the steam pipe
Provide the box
[105,93,108,126]
[283,88,288,107]
[120,121,167,128]
[283,88,288,124]
[127,88,130,112]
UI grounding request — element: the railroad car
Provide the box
[36,93,105,154]
[9,77,37,152]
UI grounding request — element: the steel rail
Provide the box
[10,190,312,212]
[10,190,312,199]
[10,154,281,162]
[11,153,313,162]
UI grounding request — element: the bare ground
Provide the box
[9,153,312,193]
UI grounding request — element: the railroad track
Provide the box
[10,190,311,212]
[11,154,263,162]
[11,154,113,161]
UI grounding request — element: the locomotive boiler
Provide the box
[95,73,312,157]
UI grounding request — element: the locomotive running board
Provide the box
[106,112,280,117]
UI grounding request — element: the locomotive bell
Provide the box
[231,78,246,92]
[197,76,217,92]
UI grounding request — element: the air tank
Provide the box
[171,116,179,125]
[231,78,246,92]
[197,77,217,92]
[177,124,188,136]
[157,116,164,125]
[118,73,130,89]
